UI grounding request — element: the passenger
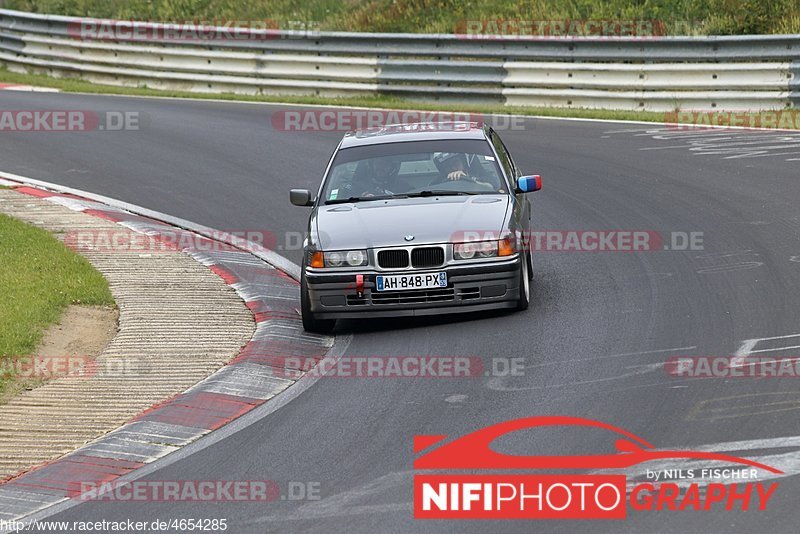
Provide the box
[358,158,399,197]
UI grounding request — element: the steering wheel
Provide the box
[428,173,473,187]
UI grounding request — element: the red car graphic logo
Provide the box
[414,416,783,473]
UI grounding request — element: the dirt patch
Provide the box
[0,305,118,403]
[37,305,118,358]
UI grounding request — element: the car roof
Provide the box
[338,121,490,148]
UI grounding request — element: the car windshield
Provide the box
[321,139,508,203]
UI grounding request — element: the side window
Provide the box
[489,132,515,184]
[499,137,521,178]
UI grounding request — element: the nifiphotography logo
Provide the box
[413,416,782,519]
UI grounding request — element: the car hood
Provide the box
[315,195,510,250]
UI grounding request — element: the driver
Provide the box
[444,156,471,182]
[435,153,494,189]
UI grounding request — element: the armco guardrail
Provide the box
[0,8,798,111]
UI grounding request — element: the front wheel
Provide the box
[516,253,530,311]
[301,271,336,334]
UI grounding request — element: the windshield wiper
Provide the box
[406,190,478,197]
[324,195,392,205]
[325,191,474,204]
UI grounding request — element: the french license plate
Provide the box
[376,272,447,292]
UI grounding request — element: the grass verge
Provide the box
[4,0,798,35]
[0,66,669,124]
[0,211,115,399]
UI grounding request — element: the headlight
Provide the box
[327,251,345,267]
[454,241,496,260]
[454,239,514,260]
[323,250,368,267]
[345,250,367,266]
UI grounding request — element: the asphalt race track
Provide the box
[2,91,800,533]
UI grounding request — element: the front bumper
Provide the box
[305,256,521,319]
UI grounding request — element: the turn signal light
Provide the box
[310,251,325,268]
[498,237,515,256]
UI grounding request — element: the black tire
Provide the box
[301,271,336,334]
[516,252,530,311]
[527,249,534,280]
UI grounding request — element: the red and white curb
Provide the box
[0,83,59,93]
[0,175,332,522]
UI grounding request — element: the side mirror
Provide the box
[290,189,314,207]
[517,175,542,193]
